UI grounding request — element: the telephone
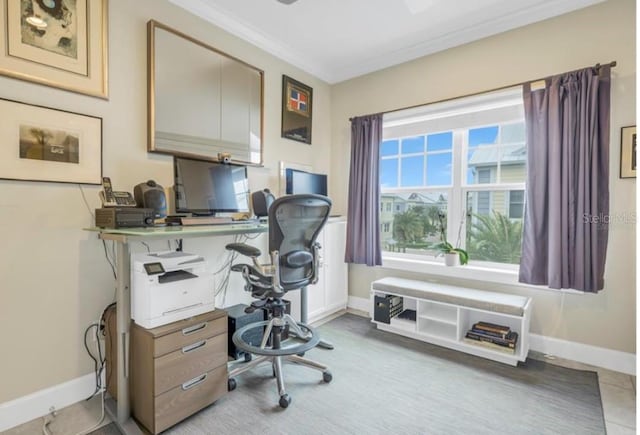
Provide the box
[100,177,137,207]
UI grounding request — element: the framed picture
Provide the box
[281,75,312,144]
[0,0,109,99]
[620,125,636,179]
[0,97,102,184]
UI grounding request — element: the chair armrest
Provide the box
[231,263,272,283]
[226,243,262,258]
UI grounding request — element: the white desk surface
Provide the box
[85,222,268,241]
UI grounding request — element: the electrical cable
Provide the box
[68,388,105,435]
[101,240,116,280]
[78,184,95,221]
[141,242,151,253]
[83,323,100,398]
[41,415,53,435]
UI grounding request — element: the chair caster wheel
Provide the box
[279,394,291,408]
[228,378,237,391]
[243,353,252,362]
[322,371,332,383]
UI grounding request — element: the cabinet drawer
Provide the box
[154,315,226,357]
[154,365,227,434]
[154,333,227,395]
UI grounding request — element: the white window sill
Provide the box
[380,254,585,294]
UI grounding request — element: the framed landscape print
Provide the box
[620,125,636,179]
[0,0,108,98]
[0,98,102,184]
[281,75,312,144]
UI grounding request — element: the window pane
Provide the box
[427,132,452,151]
[426,152,452,186]
[509,190,525,219]
[380,191,448,256]
[466,190,523,264]
[500,144,527,183]
[400,156,424,186]
[381,139,399,156]
[469,126,498,147]
[401,136,424,154]
[380,158,398,188]
[467,151,497,185]
[501,122,526,143]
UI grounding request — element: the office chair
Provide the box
[225,194,333,408]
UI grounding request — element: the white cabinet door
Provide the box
[323,221,348,311]
[305,229,327,321]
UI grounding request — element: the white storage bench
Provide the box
[371,277,532,366]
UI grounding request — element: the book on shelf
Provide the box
[465,330,518,348]
[470,327,513,340]
[468,328,518,342]
[463,337,516,354]
[472,321,510,338]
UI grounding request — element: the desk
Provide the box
[85,223,268,435]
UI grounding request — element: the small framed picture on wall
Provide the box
[620,125,636,178]
[281,75,312,144]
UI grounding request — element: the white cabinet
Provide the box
[370,278,532,366]
[305,219,348,322]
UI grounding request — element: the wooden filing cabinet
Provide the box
[106,308,228,434]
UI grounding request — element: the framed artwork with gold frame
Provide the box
[620,125,636,179]
[0,0,108,99]
[281,75,312,144]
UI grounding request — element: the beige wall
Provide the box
[331,0,636,353]
[0,0,635,407]
[0,0,332,403]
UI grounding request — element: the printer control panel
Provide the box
[144,262,165,275]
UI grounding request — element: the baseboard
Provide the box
[529,334,636,375]
[347,296,370,313]
[347,295,636,375]
[0,373,97,432]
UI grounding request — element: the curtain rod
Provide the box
[348,61,617,121]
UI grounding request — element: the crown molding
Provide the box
[168,0,333,82]
[170,0,604,84]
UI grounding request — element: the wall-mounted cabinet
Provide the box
[148,20,263,165]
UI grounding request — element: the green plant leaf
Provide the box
[452,248,469,265]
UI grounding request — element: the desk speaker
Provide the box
[134,180,167,218]
[252,189,275,217]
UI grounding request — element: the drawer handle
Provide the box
[182,373,207,391]
[182,322,208,336]
[182,340,206,354]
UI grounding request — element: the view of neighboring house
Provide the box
[379,118,527,263]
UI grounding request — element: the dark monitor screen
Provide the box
[174,157,250,215]
[285,168,328,196]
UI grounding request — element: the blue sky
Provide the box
[381,127,500,188]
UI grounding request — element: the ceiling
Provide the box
[169,0,604,84]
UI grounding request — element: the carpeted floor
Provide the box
[92,313,605,435]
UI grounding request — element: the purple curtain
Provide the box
[345,114,383,266]
[519,65,611,292]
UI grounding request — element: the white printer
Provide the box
[131,251,215,329]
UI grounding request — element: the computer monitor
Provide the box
[174,156,250,215]
[285,168,328,196]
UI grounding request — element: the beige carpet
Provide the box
[92,313,605,435]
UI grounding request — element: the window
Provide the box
[380,87,526,266]
[508,190,525,219]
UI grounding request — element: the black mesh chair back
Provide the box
[268,194,331,291]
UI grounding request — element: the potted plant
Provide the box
[431,212,469,266]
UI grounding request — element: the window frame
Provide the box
[380,121,526,269]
